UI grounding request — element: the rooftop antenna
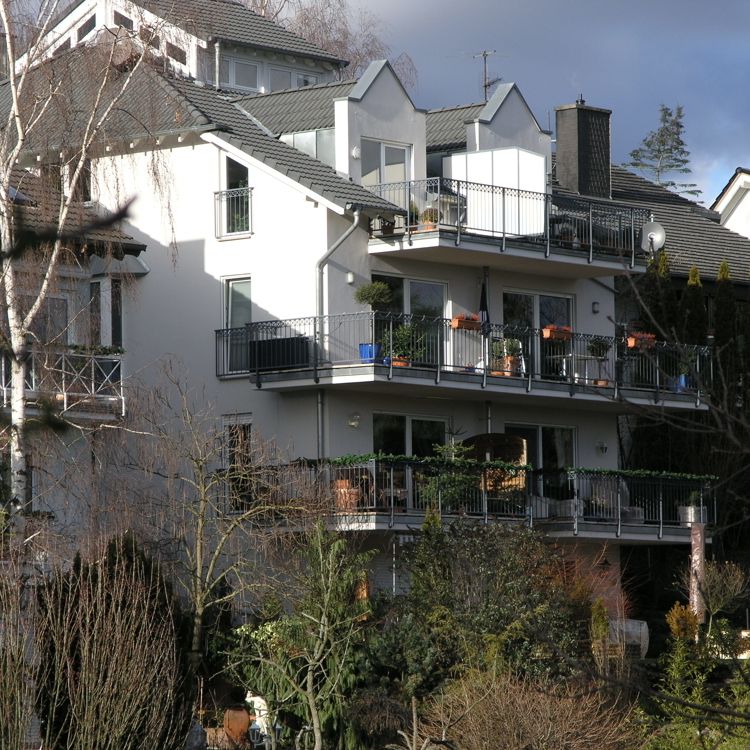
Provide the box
[473,49,502,102]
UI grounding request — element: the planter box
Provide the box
[451,317,481,331]
[542,326,572,341]
[678,505,704,526]
[358,342,382,363]
[627,333,656,349]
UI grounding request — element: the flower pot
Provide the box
[678,505,703,526]
[358,342,382,363]
[451,317,481,330]
[391,356,410,367]
[594,379,610,387]
[542,326,572,341]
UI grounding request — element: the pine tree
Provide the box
[628,104,701,198]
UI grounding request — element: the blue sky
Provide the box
[353,0,749,205]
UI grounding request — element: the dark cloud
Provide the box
[358,0,749,201]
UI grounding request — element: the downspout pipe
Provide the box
[214,41,220,90]
[314,205,362,459]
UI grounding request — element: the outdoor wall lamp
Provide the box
[347,413,361,428]
[592,301,600,314]
[596,441,608,454]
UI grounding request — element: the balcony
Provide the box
[215,313,711,407]
[0,348,124,418]
[369,178,651,272]
[220,457,715,541]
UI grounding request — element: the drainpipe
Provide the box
[314,206,363,459]
[214,41,220,90]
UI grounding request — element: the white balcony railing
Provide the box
[0,348,124,417]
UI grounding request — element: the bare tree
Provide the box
[33,538,191,750]
[0,2,165,524]
[244,0,417,87]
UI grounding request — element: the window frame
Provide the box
[219,55,260,92]
[360,138,412,187]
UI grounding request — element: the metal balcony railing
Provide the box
[369,178,651,266]
[215,313,712,401]
[0,349,124,416]
[218,456,716,530]
[214,187,253,237]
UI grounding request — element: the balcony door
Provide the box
[225,278,252,373]
[372,275,446,365]
[503,292,572,376]
[373,413,446,510]
[505,424,575,499]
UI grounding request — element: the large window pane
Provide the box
[373,414,406,455]
[383,145,407,183]
[539,295,571,328]
[541,426,574,470]
[411,419,445,458]
[360,140,381,186]
[371,274,403,314]
[409,281,443,318]
[503,293,534,331]
[270,68,292,91]
[235,61,258,90]
[227,279,252,328]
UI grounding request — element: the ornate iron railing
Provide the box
[369,178,651,266]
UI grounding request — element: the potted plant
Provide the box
[490,338,522,376]
[421,207,439,230]
[353,281,392,362]
[385,323,425,367]
[588,337,612,386]
[408,200,419,228]
[627,331,656,349]
[451,312,481,331]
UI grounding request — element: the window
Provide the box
[216,157,252,237]
[361,140,410,187]
[296,72,318,88]
[111,279,122,348]
[56,38,71,54]
[70,158,92,202]
[77,14,96,42]
[113,11,133,30]
[166,42,186,65]
[279,129,335,167]
[25,296,68,345]
[270,68,292,91]
[505,424,575,498]
[373,414,446,457]
[89,282,101,346]
[224,418,253,511]
[139,25,160,49]
[224,278,252,373]
[217,57,259,91]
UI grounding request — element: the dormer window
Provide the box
[77,14,96,42]
[220,57,259,91]
[113,11,133,31]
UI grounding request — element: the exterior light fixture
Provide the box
[347,413,361,428]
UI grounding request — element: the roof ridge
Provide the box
[427,102,484,115]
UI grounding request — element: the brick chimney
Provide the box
[555,98,611,199]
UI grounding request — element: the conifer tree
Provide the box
[628,104,701,198]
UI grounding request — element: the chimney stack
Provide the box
[555,99,611,199]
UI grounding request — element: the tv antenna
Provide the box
[473,49,502,102]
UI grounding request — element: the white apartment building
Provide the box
[5,0,718,606]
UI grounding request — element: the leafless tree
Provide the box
[243,0,417,87]
[0,1,168,527]
[419,670,640,750]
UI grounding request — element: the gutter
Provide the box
[314,204,362,459]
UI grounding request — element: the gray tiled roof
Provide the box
[135,0,345,64]
[234,79,357,135]
[609,166,750,281]
[168,77,397,213]
[11,168,145,255]
[426,103,483,152]
[1,47,397,216]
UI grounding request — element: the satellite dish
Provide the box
[640,221,666,254]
